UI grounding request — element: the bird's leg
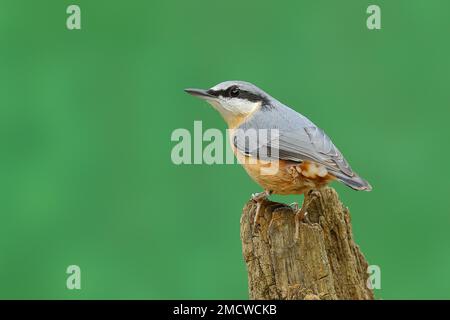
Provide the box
[251,190,272,230]
[251,190,271,202]
[289,202,299,211]
[294,190,320,240]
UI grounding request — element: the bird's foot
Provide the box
[251,190,271,202]
[294,204,310,241]
[251,190,272,234]
[307,190,322,202]
[294,191,321,240]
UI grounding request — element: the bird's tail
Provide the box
[335,172,372,191]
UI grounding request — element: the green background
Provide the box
[1,0,449,299]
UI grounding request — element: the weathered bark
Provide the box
[240,186,373,300]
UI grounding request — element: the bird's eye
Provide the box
[229,86,240,98]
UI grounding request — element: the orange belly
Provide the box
[233,148,334,195]
[227,126,334,195]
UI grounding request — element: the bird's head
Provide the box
[185,81,271,127]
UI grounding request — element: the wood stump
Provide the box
[240,186,374,300]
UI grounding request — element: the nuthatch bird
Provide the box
[185,81,371,226]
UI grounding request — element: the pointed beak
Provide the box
[184,88,215,100]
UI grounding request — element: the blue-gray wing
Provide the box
[233,104,371,190]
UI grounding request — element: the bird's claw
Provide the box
[295,209,311,224]
[289,202,299,211]
[251,190,270,202]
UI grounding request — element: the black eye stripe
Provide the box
[207,88,267,103]
[239,91,266,103]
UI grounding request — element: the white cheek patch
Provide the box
[223,97,261,115]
